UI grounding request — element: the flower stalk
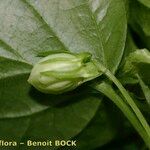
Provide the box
[28,52,150,148]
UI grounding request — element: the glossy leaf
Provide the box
[73,102,119,150]
[0,0,127,148]
[25,0,127,72]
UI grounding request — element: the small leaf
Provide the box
[119,49,150,85]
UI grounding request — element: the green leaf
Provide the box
[0,0,127,147]
[129,0,150,49]
[25,0,127,72]
[137,0,150,8]
[73,102,118,150]
[19,96,100,148]
[119,49,150,85]
[119,30,137,67]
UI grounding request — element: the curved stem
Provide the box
[104,69,150,138]
[93,62,150,147]
[95,63,150,137]
[94,82,150,148]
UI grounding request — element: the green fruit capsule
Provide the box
[28,52,100,94]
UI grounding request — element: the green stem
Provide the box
[105,69,150,137]
[94,82,150,148]
[94,62,150,145]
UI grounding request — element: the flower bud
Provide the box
[28,52,100,94]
